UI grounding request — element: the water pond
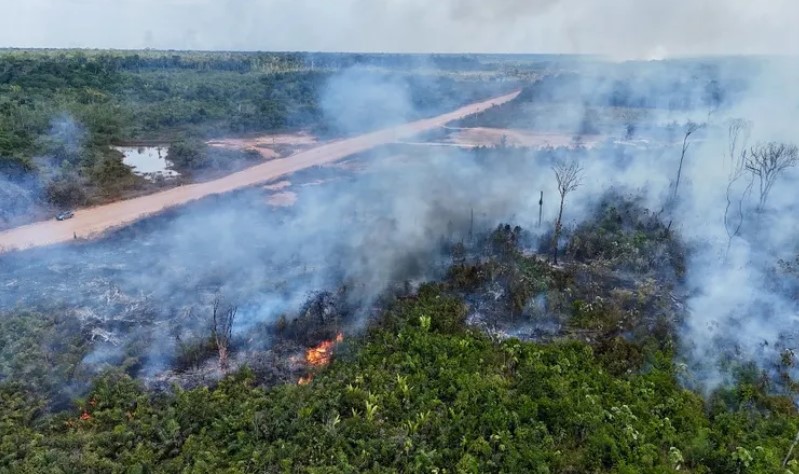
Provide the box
[115,146,180,180]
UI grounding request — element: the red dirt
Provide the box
[0,91,520,253]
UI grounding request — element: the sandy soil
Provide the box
[209,132,317,147]
[444,127,603,149]
[0,91,520,253]
[208,132,318,159]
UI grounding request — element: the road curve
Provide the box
[0,90,520,253]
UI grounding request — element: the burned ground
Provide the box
[441,194,686,368]
[0,140,689,407]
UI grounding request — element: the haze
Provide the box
[3,0,799,58]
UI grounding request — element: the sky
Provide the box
[1,0,798,59]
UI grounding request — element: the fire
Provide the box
[297,332,344,385]
[298,375,313,385]
[305,332,344,367]
[78,397,97,421]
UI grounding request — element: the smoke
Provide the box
[0,114,90,228]
[451,57,799,392]
[45,114,85,161]
[2,57,799,397]
[591,59,799,392]
[320,67,415,135]
[0,144,548,379]
[0,175,41,228]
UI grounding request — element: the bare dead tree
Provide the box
[538,191,543,228]
[744,142,799,211]
[551,161,583,265]
[671,121,702,203]
[211,297,237,373]
[727,119,751,173]
[723,119,753,259]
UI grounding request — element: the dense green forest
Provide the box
[0,50,513,227]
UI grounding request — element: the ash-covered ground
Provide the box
[0,138,680,396]
[0,144,562,396]
[3,84,799,406]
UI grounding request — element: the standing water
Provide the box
[114,146,180,180]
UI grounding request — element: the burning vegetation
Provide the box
[305,332,344,367]
[297,332,344,384]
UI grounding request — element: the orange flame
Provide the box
[305,332,344,367]
[297,332,344,385]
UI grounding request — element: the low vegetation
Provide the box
[3,284,798,473]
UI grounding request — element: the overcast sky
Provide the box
[2,0,798,58]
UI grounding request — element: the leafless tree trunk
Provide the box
[211,297,237,373]
[672,121,702,203]
[745,142,799,211]
[723,119,753,259]
[551,161,583,265]
[538,191,543,228]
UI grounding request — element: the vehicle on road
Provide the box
[56,210,74,221]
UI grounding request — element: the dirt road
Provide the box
[0,91,519,253]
